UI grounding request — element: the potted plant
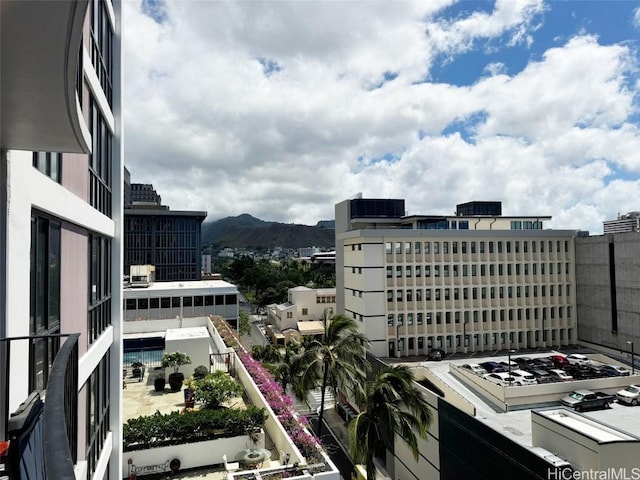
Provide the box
[162,351,192,391]
[153,375,166,392]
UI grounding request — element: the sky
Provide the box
[123,0,640,233]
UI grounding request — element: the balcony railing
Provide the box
[0,333,79,480]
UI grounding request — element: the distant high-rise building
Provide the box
[335,195,578,358]
[603,211,640,234]
[130,182,162,206]
[124,177,207,281]
[1,1,122,478]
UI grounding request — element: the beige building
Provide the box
[336,197,579,358]
[266,286,336,341]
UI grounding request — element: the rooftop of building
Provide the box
[389,350,640,450]
[124,279,238,292]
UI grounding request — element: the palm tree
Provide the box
[347,365,432,479]
[299,314,370,438]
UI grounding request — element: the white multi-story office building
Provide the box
[1,1,122,479]
[336,196,579,358]
[603,211,640,234]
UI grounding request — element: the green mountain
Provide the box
[201,214,335,250]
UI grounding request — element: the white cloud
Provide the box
[633,6,640,29]
[123,1,640,234]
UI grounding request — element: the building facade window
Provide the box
[90,0,113,105]
[30,212,61,391]
[33,152,62,183]
[88,234,112,345]
[86,351,111,478]
[89,98,112,217]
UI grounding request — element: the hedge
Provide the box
[123,406,267,451]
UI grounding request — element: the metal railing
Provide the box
[0,333,79,480]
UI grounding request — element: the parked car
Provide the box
[513,357,533,367]
[528,357,555,370]
[548,355,570,368]
[561,389,613,412]
[427,348,444,361]
[548,369,574,382]
[599,365,631,377]
[616,385,640,406]
[499,360,518,370]
[479,361,507,373]
[461,364,488,375]
[566,364,598,380]
[483,372,516,386]
[510,369,537,385]
[527,368,553,384]
[566,354,591,366]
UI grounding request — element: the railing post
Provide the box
[0,341,9,440]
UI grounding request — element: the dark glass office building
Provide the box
[124,208,207,281]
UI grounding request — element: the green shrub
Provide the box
[123,406,267,451]
[193,365,209,379]
[192,371,244,408]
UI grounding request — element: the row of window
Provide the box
[390,328,572,353]
[382,284,572,303]
[385,262,571,278]
[384,239,569,255]
[126,234,200,249]
[386,305,572,327]
[124,294,238,311]
[316,296,336,304]
[30,212,113,388]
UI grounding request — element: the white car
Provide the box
[510,369,537,385]
[483,372,516,386]
[461,363,488,375]
[548,369,574,382]
[566,354,590,366]
[616,385,640,406]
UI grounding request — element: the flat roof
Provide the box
[535,409,637,443]
[165,326,209,341]
[297,321,325,335]
[124,279,238,296]
[403,351,640,449]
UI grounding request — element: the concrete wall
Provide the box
[122,434,258,478]
[390,380,441,480]
[576,234,640,353]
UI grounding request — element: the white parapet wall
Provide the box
[122,434,257,478]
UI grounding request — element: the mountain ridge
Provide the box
[201,214,335,250]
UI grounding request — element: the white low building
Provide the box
[124,279,239,325]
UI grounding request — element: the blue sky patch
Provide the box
[258,57,282,77]
[142,0,168,24]
[442,111,489,144]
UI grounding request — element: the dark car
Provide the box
[427,348,444,361]
[528,357,555,370]
[514,357,533,367]
[528,368,553,383]
[479,361,507,373]
[566,365,599,380]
